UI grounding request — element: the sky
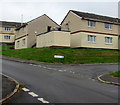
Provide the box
[0,0,120,24]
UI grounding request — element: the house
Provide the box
[61,10,120,49]
[0,21,21,43]
[15,14,60,49]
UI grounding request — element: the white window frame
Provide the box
[17,41,20,47]
[88,20,96,27]
[22,39,25,46]
[88,35,96,43]
[104,23,112,30]
[105,37,112,44]
[5,27,11,31]
[4,35,11,40]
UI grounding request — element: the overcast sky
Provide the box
[0,0,120,24]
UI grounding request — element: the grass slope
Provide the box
[110,71,120,77]
[1,45,119,64]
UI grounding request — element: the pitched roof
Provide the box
[0,21,21,27]
[61,10,120,25]
[71,10,120,24]
[15,23,28,31]
[16,14,60,31]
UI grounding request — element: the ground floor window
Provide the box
[17,41,20,47]
[105,37,112,44]
[4,35,11,40]
[88,35,96,43]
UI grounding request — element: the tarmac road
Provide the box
[2,59,119,104]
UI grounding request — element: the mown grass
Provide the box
[110,71,120,77]
[1,45,119,64]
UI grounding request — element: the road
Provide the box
[2,59,119,104]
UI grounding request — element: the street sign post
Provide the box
[54,55,65,63]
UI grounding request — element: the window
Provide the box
[4,35,10,40]
[88,35,96,43]
[5,27,11,31]
[105,37,112,44]
[22,39,25,46]
[104,23,112,29]
[47,26,51,32]
[88,20,96,27]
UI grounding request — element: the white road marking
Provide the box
[22,87,50,103]
[47,68,52,70]
[52,68,57,70]
[22,88,30,92]
[43,66,47,68]
[92,79,95,81]
[29,64,37,67]
[38,65,42,67]
[63,70,66,71]
[28,92,38,97]
[29,63,66,72]
[59,70,63,72]
[33,65,37,66]
[37,98,49,103]
[47,68,56,71]
[29,63,67,73]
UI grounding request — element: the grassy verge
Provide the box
[110,71,120,78]
[1,45,119,64]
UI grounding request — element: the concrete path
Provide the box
[0,74,19,104]
[98,74,120,86]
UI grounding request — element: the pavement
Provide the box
[98,74,120,86]
[0,74,20,104]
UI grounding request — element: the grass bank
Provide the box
[1,45,119,64]
[110,71,120,78]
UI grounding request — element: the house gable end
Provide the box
[44,14,60,27]
[60,10,82,26]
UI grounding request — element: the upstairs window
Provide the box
[5,27,11,31]
[88,35,96,43]
[47,26,51,32]
[105,37,112,44]
[88,20,96,27]
[104,23,112,30]
[4,35,10,40]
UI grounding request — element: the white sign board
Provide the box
[54,55,64,58]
